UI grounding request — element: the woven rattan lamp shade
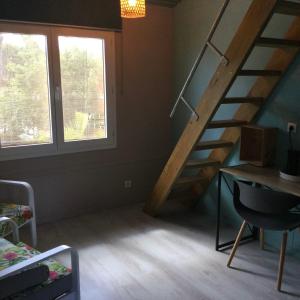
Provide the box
[120,0,146,18]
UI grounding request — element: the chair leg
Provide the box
[227,220,247,267]
[277,231,288,291]
[260,228,264,250]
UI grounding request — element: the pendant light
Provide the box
[120,0,146,18]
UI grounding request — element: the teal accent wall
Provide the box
[173,0,300,255]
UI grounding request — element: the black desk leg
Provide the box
[215,171,222,251]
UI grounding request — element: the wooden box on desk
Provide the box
[240,125,278,167]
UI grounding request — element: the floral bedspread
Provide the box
[0,203,33,237]
[0,238,71,287]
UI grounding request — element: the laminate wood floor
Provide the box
[27,204,300,300]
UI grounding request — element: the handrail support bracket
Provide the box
[180,97,200,121]
[206,41,229,66]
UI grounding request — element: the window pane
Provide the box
[0,33,52,148]
[58,36,107,142]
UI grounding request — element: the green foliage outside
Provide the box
[65,112,88,141]
[59,41,105,141]
[0,35,51,146]
[0,34,106,147]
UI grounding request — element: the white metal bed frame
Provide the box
[0,217,80,300]
[0,179,37,247]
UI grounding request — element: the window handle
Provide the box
[55,86,61,102]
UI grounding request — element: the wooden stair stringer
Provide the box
[143,0,278,216]
[195,16,300,195]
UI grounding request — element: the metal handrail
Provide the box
[170,0,231,119]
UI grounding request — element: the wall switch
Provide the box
[288,122,297,133]
[124,180,132,189]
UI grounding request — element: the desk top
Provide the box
[220,164,300,198]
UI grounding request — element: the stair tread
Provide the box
[207,119,248,129]
[195,139,234,150]
[186,159,220,168]
[276,1,300,16]
[223,97,264,104]
[256,37,300,48]
[176,176,206,185]
[239,69,282,76]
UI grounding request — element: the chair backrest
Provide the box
[234,180,300,214]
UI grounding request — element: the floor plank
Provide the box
[23,205,300,300]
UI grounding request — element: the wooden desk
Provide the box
[216,164,300,251]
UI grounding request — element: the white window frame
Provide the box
[0,22,117,161]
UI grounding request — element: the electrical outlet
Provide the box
[124,180,132,189]
[288,122,297,133]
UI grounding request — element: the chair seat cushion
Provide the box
[0,203,33,237]
[0,240,72,299]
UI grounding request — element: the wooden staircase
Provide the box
[144,0,300,216]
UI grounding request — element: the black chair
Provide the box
[227,180,300,291]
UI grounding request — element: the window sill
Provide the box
[0,139,117,162]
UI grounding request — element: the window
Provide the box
[0,23,116,160]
